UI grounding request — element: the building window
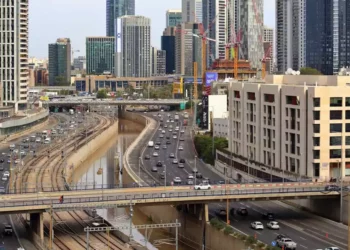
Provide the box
[346,150,350,158]
[330,149,342,158]
[285,108,288,116]
[330,136,342,146]
[346,136,350,145]
[264,94,275,103]
[330,97,342,107]
[247,92,255,100]
[330,124,342,133]
[313,137,320,146]
[313,111,320,120]
[234,91,240,98]
[314,124,320,133]
[346,111,350,119]
[347,124,350,132]
[330,110,342,120]
[313,163,320,177]
[313,98,320,107]
[346,97,350,106]
[313,150,320,159]
[286,96,299,105]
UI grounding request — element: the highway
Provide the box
[140,111,346,250]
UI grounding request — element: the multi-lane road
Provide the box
[141,111,346,250]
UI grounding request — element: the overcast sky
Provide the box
[28,0,275,58]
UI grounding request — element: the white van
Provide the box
[44,138,51,144]
[148,141,154,147]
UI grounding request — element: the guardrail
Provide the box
[0,186,340,212]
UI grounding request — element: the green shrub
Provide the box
[257,242,266,248]
[209,217,225,230]
[246,235,257,245]
[223,226,234,235]
[238,234,247,241]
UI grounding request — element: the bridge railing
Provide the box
[0,186,338,210]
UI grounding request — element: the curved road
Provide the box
[141,111,347,250]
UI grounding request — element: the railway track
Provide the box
[14,113,126,249]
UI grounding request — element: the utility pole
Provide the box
[49,204,53,250]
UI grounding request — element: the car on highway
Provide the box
[180,137,185,141]
[151,166,158,172]
[172,159,178,164]
[267,221,280,230]
[144,155,150,160]
[162,130,166,134]
[159,134,164,138]
[166,135,170,139]
[172,132,177,135]
[173,135,177,139]
[0,166,4,171]
[187,179,194,185]
[188,174,194,179]
[275,234,289,241]
[0,187,6,194]
[179,159,185,163]
[194,183,211,190]
[156,161,163,167]
[178,163,184,168]
[1,176,7,181]
[166,141,171,145]
[156,141,161,145]
[3,171,10,177]
[237,208,248,216]
[153,152,159,157]
[173,177,181,184]
[3,225,12,236]
[276,238,297,249]
[169,153,175,158]
[203,177,210,184]
[324,247,340,250]
[154,145,160,150]
[162,145,167,149]
[178,146,184,151]
[168,129,173,132]
[159,172,165,179]
[180,130,185,133]
[251,221,264,230]
[325,185,340,191]
[175,127,179,131]
[215,209,227,218]
[164,125,168,128]
[0,159,4,163]
[262,212,274,220]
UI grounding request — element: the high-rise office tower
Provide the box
[182,0,202,23]
[48,38,71,86]
[263,26,274,74]
[0,0,29,110]
[175,23,202,76]
[115,16,151,77]
[86,37,115,75]
[106,0,135,36]
[151,47,166,76]
[276,0,305,73]
[239,0,264,69]
[202,0,229,66]
[166,10,182,28]
[161,27,177,74]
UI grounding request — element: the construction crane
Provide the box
[71,48,80,64]
[262,43,272,79]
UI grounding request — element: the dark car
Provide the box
[262,212,274,220]
[0,166,4,171]
[156,141,161,145]
[144,155,150,160]
[0,159,4,163]
[0,187,5,194]
[217,180,225,184]
[166,136,170,139]
[151,166,158,172]
[156,161,163,167]
[196,172,203,178]
[325,185,340,191]
[179,159,185,163]
[237,208,248,216]
[215,209,227,218]
[166,141,171,145]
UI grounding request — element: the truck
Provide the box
[174,114,179,121]
[276,238,297,250]
[3,225,12,235]
[148,141,154,147]
[183,112,189,119]
[69,109,74,115]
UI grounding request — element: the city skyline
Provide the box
[28,0,275,58]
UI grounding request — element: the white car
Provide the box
[180,130,185,133]
[152,152,159,157]
[188,174,194,179]
[1,176,7,181]
[173,135,177,139]
[267,221,280,230]
[194,183,211,190]
[173,177,181,183]
[3,171,10,177]
[178,146,184,150]
[251,221,264,230]
[154,145,160,150]
[324,248,340,250]
[162,130,166,134]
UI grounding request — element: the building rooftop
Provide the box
[265,75,350,87]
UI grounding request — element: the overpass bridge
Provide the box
[42,99,186,107]
[0,183,339,214]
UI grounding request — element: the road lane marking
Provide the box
[254,231,262,235]
[300,237,306,240]
[300,245,307,249]
[278,220,304,231]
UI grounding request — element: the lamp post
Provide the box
[138,157,141,186]
[339,160,343,223]
[164,163,167,188]
[129,202,133,241]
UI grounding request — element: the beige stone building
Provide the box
[216,75,350,182]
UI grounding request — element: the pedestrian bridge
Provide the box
[43,99,185,107]
[0,183,339,214]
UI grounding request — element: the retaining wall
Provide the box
[66,119,119,184]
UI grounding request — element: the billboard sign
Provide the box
[172,83,183,94]
[201,95,209,129]
[205,72,218,86]
[183,77,203,84]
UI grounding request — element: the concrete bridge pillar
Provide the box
[30,213,44,241]
[204,204,209,222]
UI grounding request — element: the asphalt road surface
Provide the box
[141,111,346,250]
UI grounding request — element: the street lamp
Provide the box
[194,155,197,184]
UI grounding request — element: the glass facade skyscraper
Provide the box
[48,38,71,86]
[86,37,115,75]
[106,0,135,36]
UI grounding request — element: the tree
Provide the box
[300,67,323,75]
[54,76,70,86]
[96,89,107,99]
[194,135,228,164]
